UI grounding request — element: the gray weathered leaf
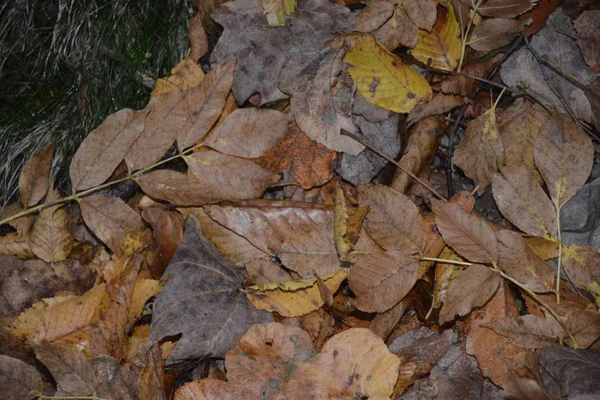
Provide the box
[149,215,272,363]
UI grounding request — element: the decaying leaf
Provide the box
[204,201,340,277]
[18,143,54,207]
[403,0,436,31]
[151,57,205,98]
[0,355,43,398]
[492,166,557,239]
[262,0,297,26]
[534,114,594,209]
[431,199,498,264]
[411,4,461,70]
[30,189,73,262]
[561,244,600,301]
[334,185,368,261]
[245,269,348,317]
[574,10,600,73]
[79,194,151,256]
[348,231,419,312]
[468,18,523,52]
[454,101,504,195]
[353,1,395,33]
[373,6,419,50]
[344,34,432,113]
[439,263,501,324]
[149,215,272,363]
[483,314,563,348]
[474,0,538,18]
[35,343,97,396]
[176,323,400,399]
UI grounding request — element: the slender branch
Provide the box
[420,255,577,348]
[340,129,447,202]
[556,202,562,304]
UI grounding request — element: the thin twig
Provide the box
[340,129,447,202]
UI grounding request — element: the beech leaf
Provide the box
[149,215,272,363]
[344,34,432,113]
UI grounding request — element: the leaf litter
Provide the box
[1,0,600,398]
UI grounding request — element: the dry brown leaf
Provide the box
[348,231,419,313]
[188,13,209,60]
[203,108,289,158]
[483,314,563,348]
[334,184,368,261]
[0,355,43,398]
[70,108,146,191]
[258,122,335,190]
[358,183,426,252]
[125,61,235,170]
[561,244,600,300]
[432,246,466,309]
[495,229,554,293]
[468,18,523,52]
[475,0,538,18]
[245,258,292,284]
[439,263,501,324]
[35,343,97,396]
[34,283,106,346]
[466,282,530,388]
[151,57,205,98]
[534,114,594,208]
[407,94,465,125]
[403,0,436,31]
[142,208,184,278]
[454,104,504,195]
[492,166,557,239]
[574,10,600,73]
[179,323,400,399]
[498,98,550,182]
[128,278,163,323]
[441,56,498,96]
[204,200,340,277]
[353,1,395,32]
[18,143,54,207]
[431,199,499,264]
[29,190,73,263]
[526,236,559,260]
[181,207,267,266]
[79,194,151,256]
[391,116,444,193]
[373,6,419,50]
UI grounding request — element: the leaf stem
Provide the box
[556,203,562,304]
[340,130,447,202]
[419,255,577,347]
[0,143,205,226]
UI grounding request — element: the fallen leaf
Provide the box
[258,122,336,189]
[35,343,97,396]
[203,108,289,158]
[70,108,146,191]
[519,0,560,35]
[358,183,426,252]
[263,0,298,26]
[18,143,54,207]
[439,263,501,324]
[561,244,600,302]
[245,258,292,284]
[29,189,73,262]
[497,98,550,182]
[373,6,419,50]
[534,114,594,209]
[495,229,554,293]
[245,269,348,317]
[344,34,432,113]
[574,10,600,73]
[151,57,205,98]
[348,231,419,312]
[492,166,557,239]
[483,314,563,348]
[353,1,395,33]
[403,0,437,31]
[334,185,368,261]
[391,116,445,193]
[473,0,537,18]
[142,208,184,278]
[149,215,272,363]
[454,102,504,195]
[79,194,151,256]
[0,355,43,398]
[440,56,497,96]
[204,201,340,277]
[431,199,499,264]
[407,94,465,125]
[188,13,209,60]
[538,344,600,399]
[411,4,461,70]
[211,0,353,104]
[468,18,523,52]
[177,323,400,399]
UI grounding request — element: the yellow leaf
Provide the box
[334,184,368,262]
[344,34,432,113]
[151,57,205,98]
[263,0,297,26]
[411,5,461,71]
[246,270,348,317]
